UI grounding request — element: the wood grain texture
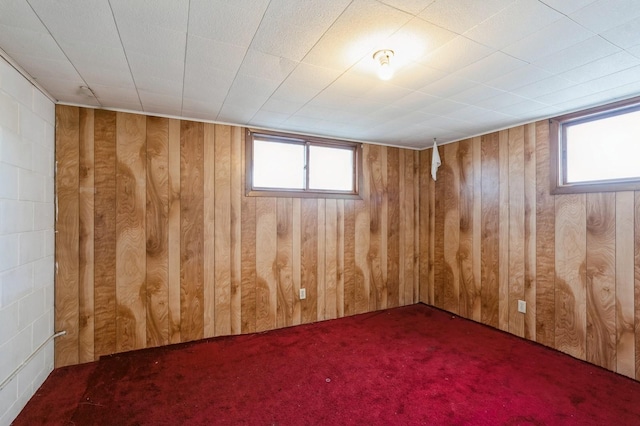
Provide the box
[555,194,586,359]
[615,192,635,378]
[508,126,525,338]
[55,105,80,367]
[180,120,204,342]
[203,123,215,338]
[523,124,536,341]
[535,121,555,347]
[354,147,371,314]
[256,198,277,331]
[367,145,386,311]
[585,192,616,370]
[167,119,181,344]
[498,130,510,332]
[93,110,117,357]
[403,149,416,305]
[115,112,147,352]
[78,108,95,363]
[292,199,302,325]
[317,199,326,321]
[324,199,338,320]
[418,149,431,304]
[145,117,169,347]
[343,200,356,316]
[471,137,482,322]
[434,144,446,310]
[635,191,640,380]
[240,147,256,334]
[387,147,400,308]
[337,200,345,318]
[230,127,243,334]
[215,124,232,336]
[458,138,474,318]
[276,198,294,328]
[481,133,500,328]
[301,199,318,323]
[443,142,460,314]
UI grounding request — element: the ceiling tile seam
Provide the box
[215,0,274,122]
[180,0,192,115]
[107,0,143,111]
[374,0,431,18]
[25,0,101,107]
[244,0,356,125]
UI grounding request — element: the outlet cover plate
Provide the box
[518,300,526,314]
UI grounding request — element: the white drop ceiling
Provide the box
[1,0,640,149]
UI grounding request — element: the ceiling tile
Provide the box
[485,65,553,91]
[223,75,280,109]
[188,0,268,46]
[452,51,527,84]
[378,0,436,15]
[419,0,515,34]
[531,36,620,74]
[569,0,640,33]
[537,0,597,15]
[110,0,189,32]
[238,49,298,81]
[502,18,594,63]
[450,85,506,104]
[512,75,577,98]
[601,16,640,49]
[0,25,67,62]
[419,74,477,98]
[421,36,494,73]
[463,0,563,50]
[559,51,640,83]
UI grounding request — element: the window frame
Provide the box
[550,95,640,194]
[245,129,363,199]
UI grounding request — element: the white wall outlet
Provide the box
[518,300,526,314]
[299,288,306,300]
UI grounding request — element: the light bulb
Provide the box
[378,62,394,80]
[373,49,395,81]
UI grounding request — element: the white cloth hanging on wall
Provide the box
[431,139,441,181]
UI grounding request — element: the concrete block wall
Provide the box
[0,56,55,426]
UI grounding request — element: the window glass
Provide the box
[308,145,354,191]
[252,139,305,189]
[565,109,640,184]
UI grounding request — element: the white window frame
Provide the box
[245,129,362,199]
[550,96,640,194]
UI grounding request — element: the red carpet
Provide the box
[14,304,640,425]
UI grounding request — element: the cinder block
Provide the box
[0,234,19,272]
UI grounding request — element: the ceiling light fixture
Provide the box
[373,49,394,81]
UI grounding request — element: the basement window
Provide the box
[246,129,362,199]
[550,96,640,194]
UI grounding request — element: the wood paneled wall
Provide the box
[419,121,640,380]
[54,106,420,367]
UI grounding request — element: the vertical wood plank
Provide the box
[498,130,510,332]
[93,110,117,357]
[434,144,446,310]
[413,151,420,304]
[443,142,460,314]
[180,120,204,342]
[336,199,345,317]
[55,105,79,367]
[403,149,416,305]
[214,124,232,337]
[325,198,338,320]
[508,126,525,338]
[167,119,181,344]
[115,112,147,352]
[355,146,371,314]
[230,126,242,335]
[301,199,318,323]
[276,198,294,328]
[78,108,94,363]
[240,136,256,333]
[344,200,356,316]
[635,191,640,380]
[523,123,537,340]
[555,193,586,359]
[368,145,386,311]
[292,199,302,325]
[458,138,474,318]
[585,192,616,370]
[429,150,436,306]
[418,149,431,304]
[535,121,555,347]
[481,133,500,328]
[202,124,215,338]
[255,198,277,331]
[317,199,326,321]
[387,147,400,308]
[145,117,169,347]
[471,137,482,322]
[616,192,635,378]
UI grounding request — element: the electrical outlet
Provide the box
[518,300,526,314]
[299,288,306,300]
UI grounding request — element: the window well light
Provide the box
[373,49,394,81]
